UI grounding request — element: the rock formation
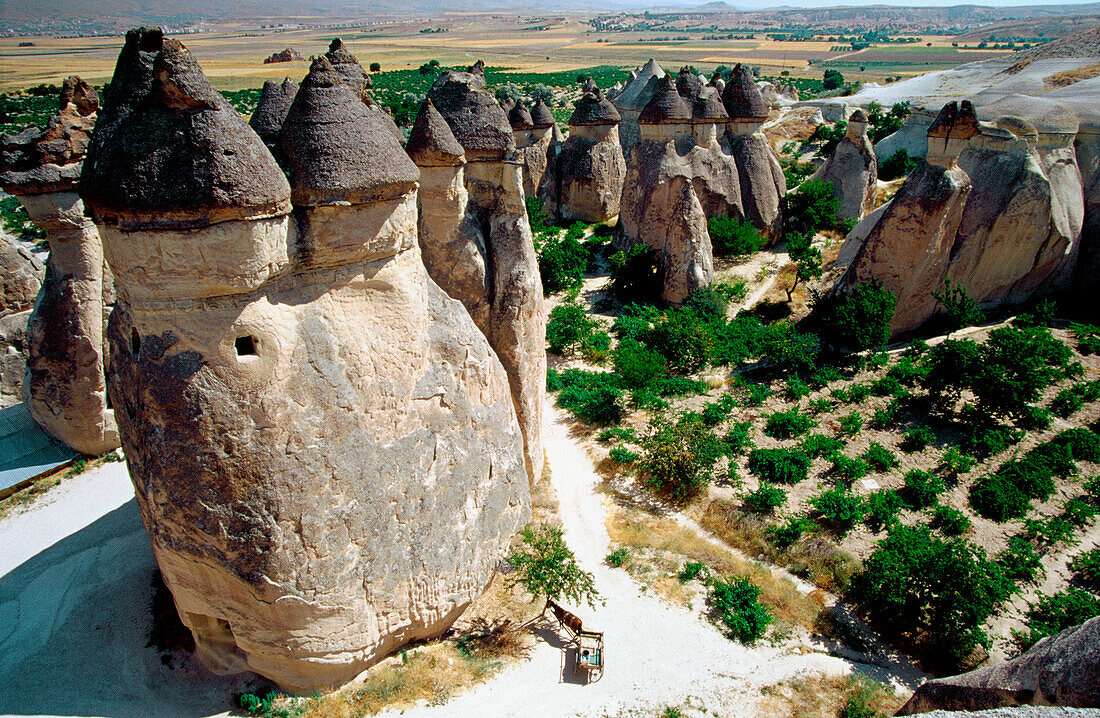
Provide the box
[838,97,1085,334]
[722,64,786,238]
[0,75,119,454]
[509,99,555,198]
[897,617,1100,714]
[612,58,666,157]
[249,78,299,148]
[540,89,626,224]
[263,48,304,64]
[81,32,529,691]
[810,108,877,220]
[425,63,546,485]
[0,237,43,407]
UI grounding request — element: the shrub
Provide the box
[1052,428,1100,462]
[901,426,937,453]
[808,397,833,414]
[887,356,929,386]
[839,411,863,436]
[1023,516,1076,547]
[742,381,772,406]
[507,523,601,608]
[932,278,984,331]
[613,338,666,389]
[748,448,811,485]
[822,282,897,350]
[1049,381,1100,418]
[783,178,841,236]
[683,285,730,320]
[766,516,815,550]
[971,325,1072,420]
[832,454,871,482]
[863,443,899,472]
[580,330,611,363]
[970,475,1030,522]
[1016,588,1100,650]
[678,561,707,583]
[932,505,971,536]
[870,403,899,429]
[960,425,1023,459]
[1069,549,1100,591]
[701,396,736,427]
[609,243,660,300]
[869,376,903,398]
[923,339,982,411]
[812,487,866,531]
[706,576,773,644]
[642,416,724,500]
[647,307,715,375]
[547,302,598,355]
[555,370,625,425]
[1065,497,1099,527]
[803,433,844,459]
[1071,322,1100,355]
[764,409,816,439]
[744,482,788,514]
[612,302,661,342]
[606,547,630,567]
[902,469,945,509]
[849,525,1013,668]
[599,426,636,443]
[785,376,811,400]
[724,422,754,455]
[941,447,976,477]
[865,490,904,533]
[537,231,588,294]
[609,446,638,464]
[878,148,917,180]
[707,216,764,256]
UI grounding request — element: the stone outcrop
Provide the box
[811,108,877,220]
[540,89,626,224]
[426,64,546,485]
[0,236,43,407]
[612,58,666,157]
[510,99,555,198]
[263,48,304,64]
[1,75,119,454]
[838,97,1085,334]
[897,617,1100,714]
[249,78,298,148]
[81,32,529,692]
[722,64,786,238]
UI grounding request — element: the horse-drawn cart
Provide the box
[545,599,604,681]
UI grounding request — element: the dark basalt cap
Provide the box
[277,56,419,207]
[508,99,534,130]
[638,75,691,124]
[499,97,515,113]
[722,64,767,121]
[531,99,556,128]
[325,38,372,93]
[0,77,99,194]
[613,58,665,112]
[676,67,704,99]
[569,90,621,126]
[406,98,465,166]
[427,69,514,159]
[849,108,867,123]
[692,89,728,122]
[928,100,981,140]
[80,29,290,230]
[249,77,299,146]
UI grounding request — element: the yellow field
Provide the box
[0,14,1013,92]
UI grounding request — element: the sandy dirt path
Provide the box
[389,404,863,718]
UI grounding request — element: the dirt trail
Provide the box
[391,403,911,718]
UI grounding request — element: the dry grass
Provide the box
[531,450,561,526]
[1004,55,1035,75]
[1045,61,1100,88]
[700,499,861,593]
[0,450,123,521]
[757,672,904,718]
[607,503,825,631]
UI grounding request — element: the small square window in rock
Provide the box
[234,335,257,357]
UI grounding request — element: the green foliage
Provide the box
[849,525,1013,667]
[839,411,864,436]
[766,516,816,550]
[840,677,888,718]
[871,400,900,427]
[923,339,982,411]
[972,325,1072,420]
[553,369,625,425]
[960,425,1023,459]
[822,282,897,350]
[678,561,707,583]
[748,448,811,485]
[612,302,661,342]
[941,446,976,477]
[706,576,773,644]
[547,303,597,355]
[613,338,667,389]
[642,416,724,500]
[1052,427,1100,462]
[1016,588,1100,650]
[1069,549,1100,591]
[723,421,754,456]
[764,409,816,439]
[812,487,866,530]
[865,490,904,533]
[682,285,730,320]
[1051,381,1100,418]
[901,426,937,453]
[832,454,871,482]
[609,243,660,300]
[1070,322,1100,355]
[783,179,841,236]
[707,217,764,256]
[878,148,917,180]
[784,232,824,301]
[863,443,899,472]
[0,196,45,241]
[969,474,1030,522]
[785,376,811,400]
[803,433,844,459]
[823,68,845,90]
[606,547,630,568]
[932,505,971,536]
[887,356,929,386]
[932,278,984,331]
[537,230,588,294]
[609,447,638,464]
[902,469,945,509]
[646,307,715,375]
[507,523,601,608]
[744,482,788,514]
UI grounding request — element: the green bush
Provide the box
[764,409,816,439]
[748,448,811,485]
[1052,428,1100,462]
[887,356,929,386]
[971,325,1072,420]
[901,426,937,453]
[1065,497,1099,527]
[1023,516,1076,547]
[902,469,945,509]
[878,147,916,180]
[507,523,601,608]
[235,692,277,716]
[931,505,971,536]
[547,303,599,355]
[724,422,754,456]
[642,416,724,500]
[744,482,788,514]
[941,446,976,477]
[1071,322,1100,355]
[609,446,638,464]
[554,370,625,425]
[865,490,904,533]
[612,302,661,342]
[970,475,1031,522]
[766,516,816,550]
[706,576,773,644]
[849,525,1013,668]
[683,285,730,320]
[783,178,841,236]
[606,546,630,567]
[832,454,871,482]
[812,487,866,530]
[537,231,588,294]
[785,376,811,400]
[1050,381,1100,418]
[701,396,736,427]
[960,425,1023,459]
[923,339,982,411]
[863,443,899,473]
[822,282,897,350]
[932,278,984,331]
[1016,588,1100,650]
[580,330,611,363]
[609,243,660,300]
[646,307,715,375]
[803,433,844,459]
[613,338,666,389]
[1069,549,1100,591]
[678,561,707,583]
[839,411,863,436]
[708,216,764,256]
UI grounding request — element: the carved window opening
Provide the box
[235,335,257,357]
[130,328,141,356]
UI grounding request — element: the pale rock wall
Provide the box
[548,123,627,224]
[724,131,787,238]
[518,127,552,198]
[811,120,877,220]
[0,236,43,407]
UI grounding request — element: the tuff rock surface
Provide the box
[811,108,877,220]
[0,236,43,407]
[0,75,119,453]
[510,99,555,198]
[897,617,1100,714]
[426,65,546,486]
[81,32,529,692]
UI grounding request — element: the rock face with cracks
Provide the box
[811,108,877,220]
[1,75,119,453]
[541,89,626,224]
[426,64,546,486]
[897,617,1100,714]
[80,32,530,692]
[0,237,43,407]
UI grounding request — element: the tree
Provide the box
[785,232,823,302]
[369,62,381,72]
[932,277,984,331]
[546,302,598,355]
[783,179,840,236]
[642,415,724,500]
[507,524,601,608]
[823,281,897,350]
[823,68,845,90]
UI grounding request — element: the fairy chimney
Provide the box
[810,108,877,220]
[249,77,298,148]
